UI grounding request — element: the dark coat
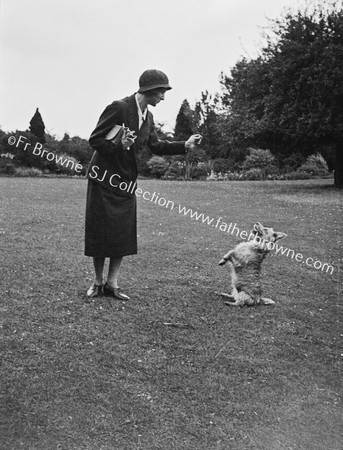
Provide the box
[87,93,186,196]
[84,93,186,258]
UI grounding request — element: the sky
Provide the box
[0,0,305,140]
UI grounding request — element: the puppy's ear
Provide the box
[254,222,264,233]
[274,232,287,241]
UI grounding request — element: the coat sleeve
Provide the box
[147,116,186,156]
[89,102,125,158]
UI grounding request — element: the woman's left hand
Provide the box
[185,134,202,150]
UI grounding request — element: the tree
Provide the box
[63,135,93,167]
[194,91,224,159]
[173,94,226,177]
[266,4,343,185]
[220,58,274,151]
[29,108,46,143]
[220,2,343,186]
[174,99,194,140]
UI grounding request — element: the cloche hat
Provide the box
[138,69,172,93]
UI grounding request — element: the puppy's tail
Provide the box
[218,250,234,266]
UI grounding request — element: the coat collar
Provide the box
[126,94,139,137]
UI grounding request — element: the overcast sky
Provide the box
[1,0,304,139]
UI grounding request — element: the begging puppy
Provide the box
[218,222,286,306]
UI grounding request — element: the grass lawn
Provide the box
[0,177,342,450]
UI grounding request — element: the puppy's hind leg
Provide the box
[260,297,275,306]
[220,292,235,300]
[220,292,243,306]
[215,291,240,305]
[224,299,241,306]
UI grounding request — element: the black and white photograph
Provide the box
[1,0,342,448]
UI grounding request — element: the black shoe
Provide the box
[103,282,130,301]
[86,283,103,300]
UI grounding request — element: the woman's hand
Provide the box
[121,126,137,150]
[185,134,202,151]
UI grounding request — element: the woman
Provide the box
[85,69,201,301]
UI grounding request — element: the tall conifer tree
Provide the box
[174,100,194,140]
[29,108,46,143]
